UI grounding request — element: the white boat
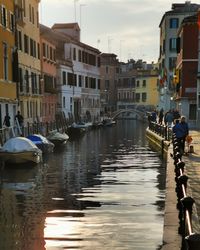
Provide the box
[0,137,42,164]
[47,131,69,146]
[102,118,116,127]
[71,122,92,129]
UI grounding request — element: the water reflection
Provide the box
[0,120,166,250]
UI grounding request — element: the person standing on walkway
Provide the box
[158,108,164,124]
[165,109,174,127]
[179,116,189,153]
[172,116,189,154]
[15,111,24,127]
[3,113,11,127]
[151,110,157,122]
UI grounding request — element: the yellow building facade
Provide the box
[135,70,159,108]
[15,0,41,124]
[0,0,17,127]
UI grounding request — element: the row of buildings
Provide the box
[158,1,200,127]
[0,0,159,128]
[4,1,200,128]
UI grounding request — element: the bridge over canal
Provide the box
[110,109,147,121]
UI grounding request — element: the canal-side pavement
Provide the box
[183,130,200,234]
[146,128,200,249]
[161,129,200,250]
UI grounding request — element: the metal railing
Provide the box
[148,121,172,141]
[0,118,70,147]
[172,133,200,249]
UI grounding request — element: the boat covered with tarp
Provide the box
[0,137,42,164]
[47,131,69,146]
[27,134,55,153]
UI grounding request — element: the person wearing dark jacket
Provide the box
[3,113,11,127]
[172,116,189,153]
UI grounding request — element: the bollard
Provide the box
[185,233,200,250]
[176,161,185,173]
[178,175,188,189]
[181,196,195,215]
[189,145,194,153]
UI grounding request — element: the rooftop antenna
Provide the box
[97,39,100,49]
[108,37,113,53]
[80,4,86,29]
[74,0,79,22]
[120,40,124,62]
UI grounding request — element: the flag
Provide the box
[159,68,167,86]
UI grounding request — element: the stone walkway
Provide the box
[183,130,200,234]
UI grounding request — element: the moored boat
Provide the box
[67,126,86,139]
[47,131,69,146]
[0,137,42,165]
[27,134,55,153]
[102,118,116,127]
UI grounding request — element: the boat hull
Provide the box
[0,150,42,164]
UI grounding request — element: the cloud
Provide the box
[40,0,190,62]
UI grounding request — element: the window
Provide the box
[53,49,56,61]
[46,44,49,58]
[189,104,196,120]
[78,50,82,62]
[79,75,82,87]
[73,48,76,60]
[118,92,121,100]
[30,38,34,56]
[19,67,23,92]
[142,80,146,87]
[136,80,140,87]
[1,6,7,27]
[3,43,8,80]
[29,4,31,22]
[142,93,147,102]
[32,7,34,24]
[50,47,53,60]
[0,104,2,128]
[198,90,200,110]
[36,11,39,27]
[42,43,46,57]
[105,80,109,89]
[10,13,14,31]
[85,76,88,88]
[18,31,22,50]
[25,70,29,93]
[33,41,36,57]
[37,43,40,59]
[23,0,26,17]
[67,72,74,85]
[170,18,179,28]
[97,57,100,67]
[63,96,65,108]
[136,93,140,102]
[169,38,177,51]
[62,71,66,85]
[98,79,100,89]
[169,57,176,70]
[24,34,29,53]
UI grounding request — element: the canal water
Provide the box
[0,120,166,250]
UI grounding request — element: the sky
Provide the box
[39,0,195,63]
